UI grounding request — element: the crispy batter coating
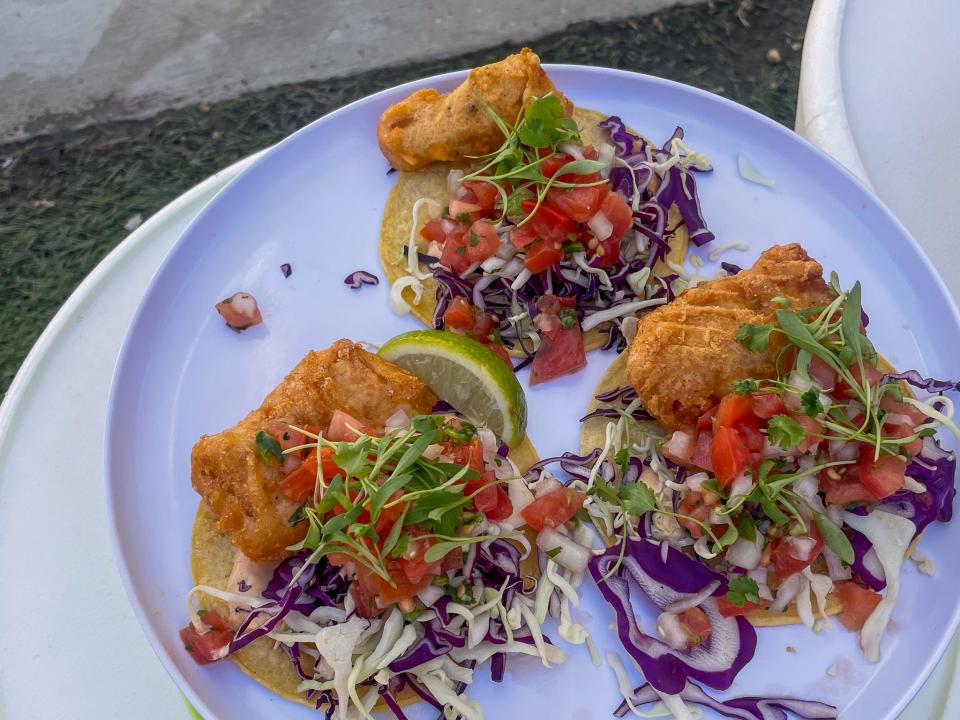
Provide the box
[377,48,572,172]
[191,340,438,561]
[627,244,835,430]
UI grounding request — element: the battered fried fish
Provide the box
[377,48,572,172]
[191,340,438,561]
[627,244,835,430]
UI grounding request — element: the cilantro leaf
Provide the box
[546,547,563,558]
[736,323,774,352]
[800,387,824,417]
[619,482,656,517]
[732,379,759,395]
[517,95,577,147]
[254,430,283,463]
[726,577,761,607]
[766,414,806,449]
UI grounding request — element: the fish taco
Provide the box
[181,339,562,717]
[577,245,957,635]
[379,49,713,384]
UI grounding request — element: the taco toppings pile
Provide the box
[379,49,716,384]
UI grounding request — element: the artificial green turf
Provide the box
[0,0,811,396]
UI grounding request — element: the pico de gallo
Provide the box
[392,94,717,384]
[182,408,572,718]
[577,276,957,664]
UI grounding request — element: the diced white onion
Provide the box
[510,269,532,290]
[537,528,592,574]
[725,537,762,571]
[829,439,859,462]
[598,142,615,179]
[384,408,411,432]
[558,142,584,160]
[447,169,466,199]
[771,573,803,612]
[587,210,614,241]
[787,536,817,562]
[531,475,563,497]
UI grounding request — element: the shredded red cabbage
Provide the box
[615,679,837,719]
[721,261,743,275]
[280,263,292,278]
[344,270,380,289]
[590,534,757,694]
[879,370,959,394]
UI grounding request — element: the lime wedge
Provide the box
[378,330,527,447]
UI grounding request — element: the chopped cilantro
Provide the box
[800,387,824,417]
[469,231,479,247]
[457,212,472,222]
[546,547,563,559]
[732,379,759,395]
[766,414,806,449]
[559,308,577,329]
[254,430,283,463]
[726,577,761,607]
[736,323,774,352]
[454,246,466,255]
[619,482,656,517]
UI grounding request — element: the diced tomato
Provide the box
[750,392,788,420]
[521,200,575,246]
[835,581,883,631]
[280,447,344,503]
[808,356,837,391]
[467,471,514,522]
[180,611,234,664]
[539,152,575,178]
[373,493,407,536]
[509,225,538,249]
[582,146,599,160]
[463,180,499,214]
[770,526,823,581]
[447,436,484,472]
[482,340,513,367]
[697,407,718,432]
[463,220,500,264]
[546,185,606,223]
[349,563,387,617]
[879,396,928,426]
[524,237,564,273]
[710,427,750,487]
[795,415,823,453]
[838,362,884,398]
[399,537,442,584]
[677,607,712,647]
[440,230,473,274]
[858,446,906,499]
[885,422,923,457]
[717,597,763,618]
[677,491,710,539]
[821,466,877,506]
[448,199,483,223]
[598,191,633,241]
[529,296,586,385]
[692,431,714,472]
[716,394,756,429]
[442,296,476,330]
[738,423,766,452]
[591,233,622,268]
[520,487,586,531]
[420,218,447,245]
[328,410,378,442]
[375,560,434,607]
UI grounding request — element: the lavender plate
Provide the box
[105,65,960,719]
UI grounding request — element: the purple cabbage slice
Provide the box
[590,535,757,694]
[615,679,837,720]
[879,370,959,394]
[655,164,715,246]
[280,263,292,278]
[721,261,743,275]
[343,270,380,289]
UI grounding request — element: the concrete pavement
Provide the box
[0,0,690,142]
